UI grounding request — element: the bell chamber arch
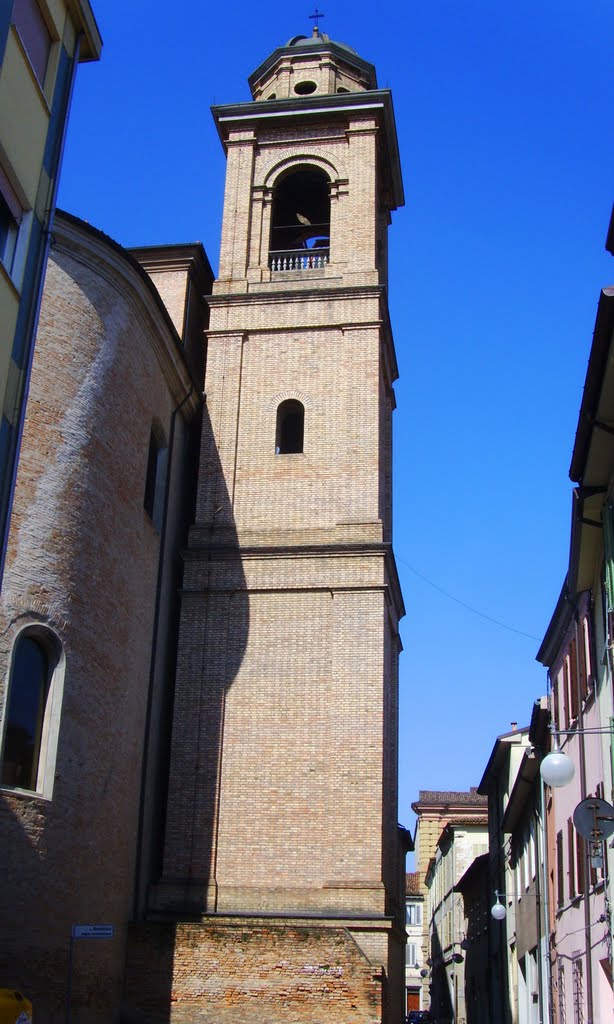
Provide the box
[268,165,330,271]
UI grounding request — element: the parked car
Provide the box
[406,1012,432,1024]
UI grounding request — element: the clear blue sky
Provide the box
[58,1,614,839]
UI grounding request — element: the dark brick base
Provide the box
[123,920,382,1024]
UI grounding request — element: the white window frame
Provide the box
[0,624,65,799]
[0,159,32,291]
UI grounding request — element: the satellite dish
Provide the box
[573,798,614,841]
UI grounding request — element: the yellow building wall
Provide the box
[0,33,50,206]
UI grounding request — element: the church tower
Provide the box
[144,26,406,1024]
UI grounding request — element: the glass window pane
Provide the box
[13,0,52,86]
[1,636,49,789]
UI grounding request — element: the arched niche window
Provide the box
[269,168,330,272]
[276,400,304,454]
[1,629,62,793]
[143,423,168,531]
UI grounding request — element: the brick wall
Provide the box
[156,71,405,1024]
[0,215,197,1023]
[124,920,382,1024]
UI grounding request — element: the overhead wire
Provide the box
[397,556,542,641]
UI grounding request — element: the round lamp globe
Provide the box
[540,750,575,788]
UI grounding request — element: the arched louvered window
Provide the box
[276,400,304,454]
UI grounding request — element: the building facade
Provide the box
[425,817,488,1024]
[530,276,614,1024]
[0,27,407,1024]
[0,0,101,578]
[537,572,614,1022]
[406,872,426,1014]
[479,718,552,1024]
[412,789,489,1015]
[455,853,489,1024]
[0,212,210,1020]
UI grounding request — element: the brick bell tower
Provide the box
[145,26,406,1024]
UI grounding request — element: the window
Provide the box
[0,193,18,273]
[558,962,567,1024]
[563,657,570,727]
[1,629,62,793]
[572,956,583,1024]
[276,400,304,454]
[294,80,317,95]
[406,942,418,967]
[581,618,592,697]
[0,165,23,278]
[143,425,167,529]
[556,829,565,908]
[576,831,586,897]
[569,639,579,721]
[567,818,576,900]
[269,167,330,271]
[407,903,422,926]
[12,0,52,87]
[553,677,561,733]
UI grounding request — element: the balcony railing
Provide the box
[269,248,330,272]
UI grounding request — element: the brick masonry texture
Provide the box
[0,37,406,1024]
[156,49,406,1024]
[0,215,198,1023]
[124,922,382,1024]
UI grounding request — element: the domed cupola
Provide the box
[248,25,377,100]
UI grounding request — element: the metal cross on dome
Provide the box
[309,6,325,31]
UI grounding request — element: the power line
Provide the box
[397,556,542,642]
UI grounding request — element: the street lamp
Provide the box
[539,736,575,788]
[539,723,614,788]
[491,891,506,921]
[490,889,540,921]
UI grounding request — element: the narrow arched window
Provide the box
[276,400,304,454]
[1,635,51,790]
[143,424,167,531]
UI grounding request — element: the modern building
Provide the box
[0,0,101,581]
[406,872,426,1014]
[0,26,407,1024]
[412,788,489,1014]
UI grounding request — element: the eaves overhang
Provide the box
[501,748,539,834]
[129,242,214,295]
[536,577,574,668]
[210,90,404,211]
[477,727,529,796]
[69,0,102,60]
[569,287,614,486]
[606,204,614,257]
[568,486,603,595]
[528,697,550,750]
